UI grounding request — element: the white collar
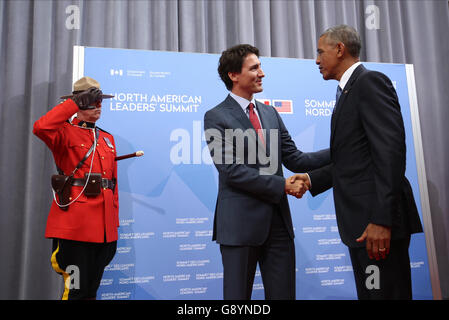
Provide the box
[230,92,256,112]
[339,61,362,90]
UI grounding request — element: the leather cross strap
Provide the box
[56,128,100,176]
[72,128,100,173]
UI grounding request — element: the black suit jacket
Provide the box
[204,95,330,246]
[308,65,423,248]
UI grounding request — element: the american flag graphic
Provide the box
[272,100,293,114]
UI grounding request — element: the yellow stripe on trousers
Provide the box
[50,240,71,300]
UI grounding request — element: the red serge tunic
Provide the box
[33,99,119,243]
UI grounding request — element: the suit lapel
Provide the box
[255,100,273,130]
[222,95,269,153]
[330,64,366,146]
[223,95,253,131]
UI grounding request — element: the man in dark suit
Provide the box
[204,44,331,300]
[290,25,423,299]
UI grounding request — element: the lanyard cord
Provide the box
[52,128,97,208]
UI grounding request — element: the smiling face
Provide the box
[228,53,265,100]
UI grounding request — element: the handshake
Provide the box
[285,173,310,199]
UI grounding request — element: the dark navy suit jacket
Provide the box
[308,64,423,248]
[204,94,330,246]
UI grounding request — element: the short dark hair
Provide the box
[321,25,362,58]
[218,44,260,91]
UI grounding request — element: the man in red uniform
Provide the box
[33,76,119,300]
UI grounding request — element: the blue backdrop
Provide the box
[80,47,432,300]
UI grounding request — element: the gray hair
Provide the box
[321,25,362,58]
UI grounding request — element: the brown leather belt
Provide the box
[71,177,115,189]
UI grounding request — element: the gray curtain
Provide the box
[0,0,448,300]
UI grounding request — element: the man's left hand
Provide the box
[356,223,391,260]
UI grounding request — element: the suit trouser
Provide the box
[348,236,412,300]
[219,210,295,300]
[51,238,117,300]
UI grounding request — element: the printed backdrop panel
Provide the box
[80,47,432,300]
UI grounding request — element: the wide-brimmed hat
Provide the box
[60,76,114,100]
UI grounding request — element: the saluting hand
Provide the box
[72,87,103,110]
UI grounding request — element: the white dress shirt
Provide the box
[338,61,362,90]
[230,92,263,129]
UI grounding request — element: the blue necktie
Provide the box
[336,85,342,104]
[334,85,343,114]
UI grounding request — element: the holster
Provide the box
[83,173,102,197]
[51,174,73,211]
